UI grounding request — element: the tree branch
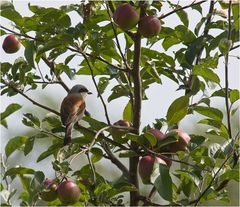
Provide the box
[76,47,111,125]
[102,142,130,179]
[159,0,207,20]
[128,4,145,204]
[2,79,60,116]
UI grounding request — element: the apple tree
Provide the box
[1,0,239,206]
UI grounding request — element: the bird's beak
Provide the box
[87,91,92,95]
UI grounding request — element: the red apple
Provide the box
[57,180,80,204]
[148,128,165,144]
[40,179,58,202]
[2,34,21,53]
[168,129,191,152]
[138,16,161,37]
[138,155,167,184]
[112,120,131,138]
[113,3,139,31]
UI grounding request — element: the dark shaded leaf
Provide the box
[154,164,172,201]
[24,41,36,68]
[4,167,35,178]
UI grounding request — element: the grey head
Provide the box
[68,84,92,95]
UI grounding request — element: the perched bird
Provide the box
[60,85,92,145]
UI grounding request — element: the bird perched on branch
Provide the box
[60,85,92,145]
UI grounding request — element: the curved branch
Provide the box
[2,79,60,116]
[79,49,111,125]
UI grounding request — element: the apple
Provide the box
[138,16,161,37]
[113,3,139,31]
[168,129,191,152]
[2,34,21,53]
[39,179,58,202]
[148,128,165,145]
[58,180,80,204]
[138,155,167,184]
[112,120,131,138]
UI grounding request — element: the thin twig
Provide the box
[86,152,96,184]
[159,0,207,20]
[102,142,130,179]
[69,126,110,164]
[2,79,60,116]
[79,48,111,125]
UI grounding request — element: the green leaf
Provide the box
[232,4,240,30]
[144,132,157,147]
[154,164,172,201]
[97,77,109,95]
[24,136,35,156]
[220,169,239,182]
[219,38,232,55]
[5,136,28,158]
[82,116,107,130]
[166,96,189,125]
[24,41,36,68]
[91,148,103,163]
[176,9,189,27]
[230,89,239,104]
[198,119,229,138]
[157,134,178,149]
[123,101,133,122]
[119,150,139,158]
[37,143,62,162]
[1,103,22,120]
[108,85,129,102]
[1,7,22,25]
[194,106,223,121]
[4,167,35,178]
[125,133,145,145]
[23,113,40,128]
[192,67,220,83]
[33,171,45,184]
[162,36,180,50]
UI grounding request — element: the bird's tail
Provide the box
[64,123,74,146]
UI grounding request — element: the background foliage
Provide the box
[0,0,239,206]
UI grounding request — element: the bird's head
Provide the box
[68,85,92,96]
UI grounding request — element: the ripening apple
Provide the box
[57,180,80,204]
[138,16,161,37]
[113,3,139,31]
[112,119,131,139]
[168,129,191,152]
[138,155,167,184]
[148,128,165,146]
[39,179,58,202]
[2,34,21,53]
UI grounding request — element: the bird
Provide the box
[60,84,92,146]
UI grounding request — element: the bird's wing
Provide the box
[60,95,86,125]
